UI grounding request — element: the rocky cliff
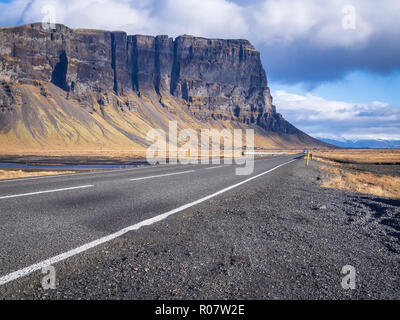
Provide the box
[0,23,329,153]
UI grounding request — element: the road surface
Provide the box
[0,155,300,290]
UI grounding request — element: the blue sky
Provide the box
[0,0,399,140]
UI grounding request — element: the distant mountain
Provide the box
[319,138,400,149]
[0,23,330,154]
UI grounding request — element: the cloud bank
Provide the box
[0,0,399,84]
[274,90,400,140]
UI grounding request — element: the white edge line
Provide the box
[0,185,94,200]
[129,170,195,181]
[0,159,296,286]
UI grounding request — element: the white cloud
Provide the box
[252,0,320,43]
[251,0,399,48]
[274,90,360,121]
[1,0,399,48]
[157,0,249,39]
[371,101,389,108]
[18,0,157,34]
[274,90,400,140]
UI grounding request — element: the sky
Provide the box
[0,0,399,141]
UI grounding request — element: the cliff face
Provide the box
[0,23,328,152]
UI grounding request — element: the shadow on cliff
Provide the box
[51,51,69,91]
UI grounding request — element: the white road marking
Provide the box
[0,154,298,184]
[130,170,195,181]
[204,165,231,170]
[0,159,296,286]
[0,185,94,200]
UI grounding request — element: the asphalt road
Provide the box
[0,154,300,290]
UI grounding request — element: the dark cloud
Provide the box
[259,35,400,85]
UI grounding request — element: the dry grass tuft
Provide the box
[0,169,77,180]
[312,156,338,166]
[319,165,400,199]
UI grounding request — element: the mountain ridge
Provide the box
[0,23,331,153]
[319,138,400,149]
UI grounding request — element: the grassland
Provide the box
[0,169,78,181]
[313,149,400,199]
[313,149,400,163]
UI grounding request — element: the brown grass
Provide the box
[0,150,149,159]
[0,169,77,180]
[318,164,400,199]
[312,156,338,166]
[313,149,400,163]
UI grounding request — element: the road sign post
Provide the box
[306,152,311,166]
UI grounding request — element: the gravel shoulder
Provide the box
[1,160,399,299]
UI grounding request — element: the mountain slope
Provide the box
[320,138,400,149]
[0,23,330,154]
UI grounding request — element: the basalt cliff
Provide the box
[0,23,329,154]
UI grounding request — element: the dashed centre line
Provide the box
[129,170,196,181]
[0,185,94,200]
[204,165,231,170]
